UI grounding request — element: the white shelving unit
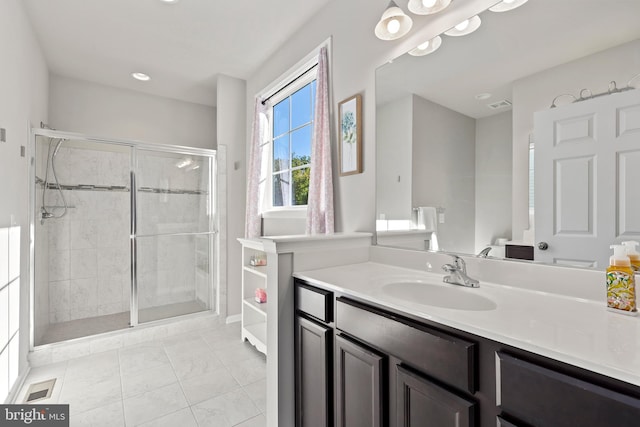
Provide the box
[239,239,268,355]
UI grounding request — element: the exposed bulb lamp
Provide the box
[444,15,481,36]
[408,35,442,56]
[407,0,452,15]
[489,0,529,13]
[409,0,451,15]
[375,1,413,40]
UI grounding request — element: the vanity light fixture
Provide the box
[444,15,481,36]
[489,0,529,13]
[375,1,413,41]
[408,36,442,56]
[131,72,151,81]
[407,0,452,15]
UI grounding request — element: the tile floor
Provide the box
[18,322,266,427]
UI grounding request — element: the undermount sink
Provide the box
[381,281,497,311]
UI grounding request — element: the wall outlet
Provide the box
[438,213,445,224]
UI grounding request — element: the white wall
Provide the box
[475,111,512,251]
[412,95,476,254]
[0,0,49,402]
[245,0,499,236]
[511,39,640,241]
[49,75,216,149]
[216,75,246,318]
[376,96,413,220]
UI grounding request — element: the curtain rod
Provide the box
[261,63,318,105]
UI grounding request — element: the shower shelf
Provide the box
[38,182,209,195]
[42,205,76,209]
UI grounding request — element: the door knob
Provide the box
[538,242,549,250]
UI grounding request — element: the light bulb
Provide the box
[503,0,516,3]
[418,41,430,50]
[386,18,401,34]
[422,0,437,7]
[455,19,470,31]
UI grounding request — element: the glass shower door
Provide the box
[133,148,215,324]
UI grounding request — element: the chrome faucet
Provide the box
[442,255,479,288]
[477,247,492,258]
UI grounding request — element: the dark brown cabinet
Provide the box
[295,315,332,427]
[335,334,384,427]
[294,279,640,427]
[497,352,640,427]
[395,364,476,427]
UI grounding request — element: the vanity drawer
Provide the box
[497,352,640,427]
[336,297,476,393]
[295,281,333,323]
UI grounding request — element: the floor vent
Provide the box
[24,379,56,403]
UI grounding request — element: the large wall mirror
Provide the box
[375,0,640,269]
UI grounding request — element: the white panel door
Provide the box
[534,89,640,268]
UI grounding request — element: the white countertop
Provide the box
[294,262,640,387]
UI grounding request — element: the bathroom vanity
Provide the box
[293,262,640,427]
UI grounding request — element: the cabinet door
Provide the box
[335,334,384,427]
[396,365,476,427]
[296,315,332,427]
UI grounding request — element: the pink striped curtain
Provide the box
[245,99,269,238]
[306,46,335,234]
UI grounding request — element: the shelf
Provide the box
[243,322,267,355]
[243,265,268,279]
[243,298,267,316]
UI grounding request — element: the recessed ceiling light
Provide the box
[444,15,481,37]
[131,72,151,82]
[160,0,180,3]
[475,93,492,100]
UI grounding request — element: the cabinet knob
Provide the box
[538,242,549,250]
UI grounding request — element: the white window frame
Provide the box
[261,63,318,215]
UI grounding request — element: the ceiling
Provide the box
[22,0,333,107]
[377,0,640,118]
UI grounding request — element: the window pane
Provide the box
[273,171,290,207]
[273,135,290,173]
[291,125,312,167]
[292,167,310,206]
[273,98,290,138]
[291,83,312,129]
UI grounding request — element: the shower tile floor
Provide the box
[39,300,208,345]
[19,322,266,427]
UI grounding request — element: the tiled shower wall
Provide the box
[38,140,212,327]
[42,144,131,323]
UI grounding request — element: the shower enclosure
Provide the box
[30,129,217,346]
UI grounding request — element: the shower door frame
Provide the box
[28,128,218,350]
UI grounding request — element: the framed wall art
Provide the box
[338,94,362,176]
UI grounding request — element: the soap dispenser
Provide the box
[622,241,640,271]
[607,245,637,316]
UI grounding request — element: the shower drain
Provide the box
[24,378,56,403]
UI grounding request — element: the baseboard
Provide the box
[7,367,30,404]
[225,314,241,324]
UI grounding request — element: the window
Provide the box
[268,70,317,208]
